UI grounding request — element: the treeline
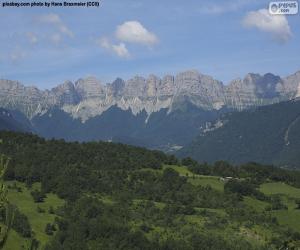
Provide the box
[183,158,300,188]
[0,131,177,200]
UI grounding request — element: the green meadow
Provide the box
[4,181,64,250]
[260,182,300,232]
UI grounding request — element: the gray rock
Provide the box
[0,70,299,121]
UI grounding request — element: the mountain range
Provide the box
[0,70,300,152]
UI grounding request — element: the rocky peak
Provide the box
[159,75,175,96]
[175,70,202,94]
[175,70,224,96]
[109,78,125,97]
[1,70,300,121]
[124,76,147,97]
[282,71,300,98]
[0,79,25,92]
[255,73,282,99]
[75,77,105,99]
[52,81,75,93]
[52,81,79,105]
[146,75,160,97]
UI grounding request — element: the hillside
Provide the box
[0,108,31,133]
[0,132,300,249]
[179,99,300,168]
[32,103,226,150]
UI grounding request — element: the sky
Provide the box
[0,0,299,89]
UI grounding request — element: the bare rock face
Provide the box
[124,76,147,98]
[225,73,287,110]
[159,75,175,96]
[0,79,54,119]
[0,70,299,121]
[174,70,225,110]
[75,77,105,99]
[51,81,80,105]
[108,78,125,97]
[146,75,160,97]
[281,71,300,98]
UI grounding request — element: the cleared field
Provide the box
[4,181,65,249]
[162,165,225,192]
[272,209,300,232]
[260,182,300,232]
[188,177,224,192]
[260,182,300,198]
[162,165,194,176]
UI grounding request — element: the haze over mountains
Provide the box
[0,70,300,153]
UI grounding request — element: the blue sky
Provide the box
[0,0,299,89]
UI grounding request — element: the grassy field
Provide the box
[260,182,300,232]
[4,181,65,250]
[188,177,224,192]
[168,167,300,233]
[260,182,300,198]
[163,165,225,191]
[140,165,225,192]
[162,165,194,177]
[4,229,28,250]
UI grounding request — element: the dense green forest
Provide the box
[0,131,300,249]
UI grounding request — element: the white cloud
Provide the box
[111,43,130,58]
[115,21,158,46]
[38,13,74,39]
[98,37,130,58]
[243,9,292,43]
[97,20,158,58]
[26,32,38,44]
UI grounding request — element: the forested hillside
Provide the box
[179,99,300,168]
[0,132,300,249]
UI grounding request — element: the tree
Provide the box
[45,223,54,235]
[30,190,46,203]
[295,199,300,209]
[0,154,14,247]
[12,208,32,238]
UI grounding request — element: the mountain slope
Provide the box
[32,102,227,150]
[0,108,32,132]
[178,99,300,168]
